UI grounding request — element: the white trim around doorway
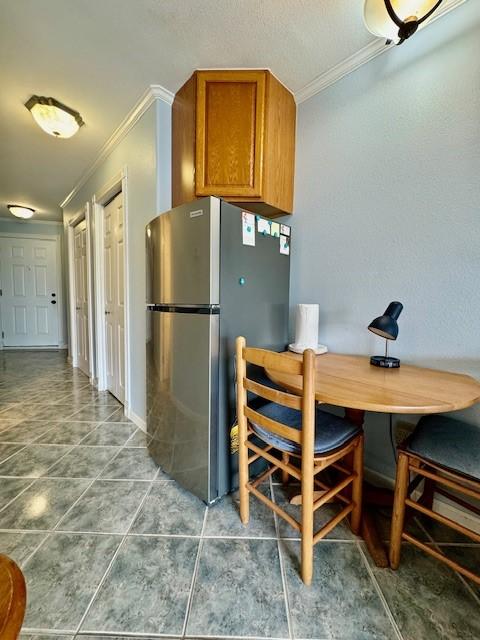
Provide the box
[92,167,131,412]
[67,203,95,379]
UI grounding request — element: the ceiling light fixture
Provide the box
[364,0,444,44]
[25,95,84,138]
[7,205,36,219]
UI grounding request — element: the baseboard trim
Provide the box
[365,466,480,535]
[126,408,146,433]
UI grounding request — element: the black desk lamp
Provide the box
[368,301,403,368]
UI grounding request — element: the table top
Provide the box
[266,352,480,414]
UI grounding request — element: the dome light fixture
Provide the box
[25,95,84,138]
[7,205,36,219]
[364,0,444,45]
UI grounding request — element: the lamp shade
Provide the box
[368,301,403,340]
[25,96,84,139]
[364,0,443,42]
[7,205,35,219]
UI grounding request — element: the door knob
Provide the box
[51,300,57,305]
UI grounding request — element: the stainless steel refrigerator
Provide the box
[146,196,290,503]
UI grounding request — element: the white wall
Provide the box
[64,99,171,423]
[0,218,68,347]
[292,2,480,479]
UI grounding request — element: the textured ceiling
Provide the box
[0,0,463,221]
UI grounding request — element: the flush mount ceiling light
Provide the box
[364,0,444,44]
[25,95,84,138]
[7,205,35,219]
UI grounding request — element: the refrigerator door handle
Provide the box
[147,304,220,315]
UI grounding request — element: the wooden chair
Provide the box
[236,337,364,585]
[390,415,480,585]
[0,555,26,640]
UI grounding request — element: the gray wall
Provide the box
[64,99,171,423]
[0,218,68,347]
[292,2,480,479]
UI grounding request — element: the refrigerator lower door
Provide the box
[146,307,219,503]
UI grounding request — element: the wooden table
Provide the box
[267,353,480,567]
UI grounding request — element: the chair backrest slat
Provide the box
[243,347,303,376]
[244,378,302,410]
[244,406,302,444]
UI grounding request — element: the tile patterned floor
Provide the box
[0,350,478,640]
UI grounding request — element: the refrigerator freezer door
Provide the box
[146,197,220,305]
[146,308,219,503]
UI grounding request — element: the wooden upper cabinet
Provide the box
[172,70,296,217]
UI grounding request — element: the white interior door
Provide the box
[73,219,90,375]
[104,192,125,403]
[0,236,59,347]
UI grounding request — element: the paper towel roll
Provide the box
[294,304,319,350]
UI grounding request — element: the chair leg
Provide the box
[238,429,249,525]
[350,435,364,535]
[390,451,410,569]
[282,452,290,486]
[301,466,314,586]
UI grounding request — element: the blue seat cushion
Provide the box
[250,403,361,455]
[406,415,480,481]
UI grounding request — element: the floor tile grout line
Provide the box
[52,428,143,533]
[415,515,480,607]
[181,505,208,637]
[0,441,83,517]
[19,428,141,573]
[356,541,404,640]
[0,441,29,464]
[74,465,163,634]
[271,476,294,640]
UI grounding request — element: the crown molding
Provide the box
[295,0,466,104]
[60,84,173,209]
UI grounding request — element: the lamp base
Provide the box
[370,355,401,369]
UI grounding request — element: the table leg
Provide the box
[345,408,391,568]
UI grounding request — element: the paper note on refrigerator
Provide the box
[242,211,255,246]
[257,217,271,235]
[280,224,291,237]
[280,234,290,255]
[271,222,280,237]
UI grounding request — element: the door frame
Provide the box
[92,167,131,409]
[67,203,94,377]
[0,232,63,349]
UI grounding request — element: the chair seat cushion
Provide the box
[406,415,480,481]
[250,403,361,455]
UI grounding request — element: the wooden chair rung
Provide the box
[435,487,480,517]
[314,476,350,505]
[331,462,350,475]
[248,444,273,465]
[313,473,355,512]
[312,502,354,544]
[405,498,480,543]
[410,464,480,501]
[402,532,480,586]
[250,464,277,489]
[246,440,302,481]
[247,482,301,531]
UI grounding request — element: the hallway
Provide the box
[0,351,479,639]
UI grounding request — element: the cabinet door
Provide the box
[195,71,266,198]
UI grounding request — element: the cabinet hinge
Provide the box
[0,289,2,296]
[1,332,4,339]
